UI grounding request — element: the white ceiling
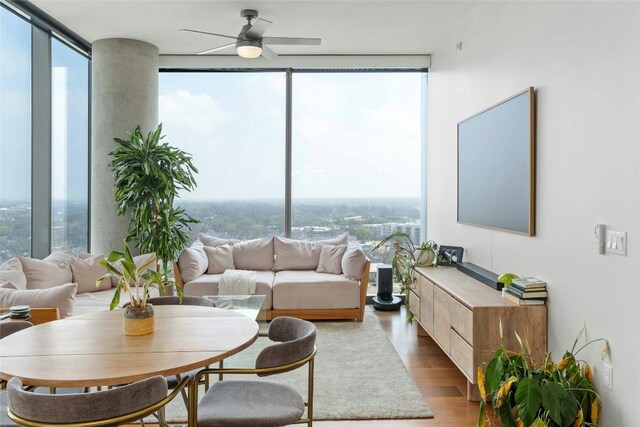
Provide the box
[29,1,476,55]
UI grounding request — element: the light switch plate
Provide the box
[605,230,627,256]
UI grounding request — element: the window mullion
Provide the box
[284,68,292,238]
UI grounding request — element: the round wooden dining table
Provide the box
[0,305,259,387]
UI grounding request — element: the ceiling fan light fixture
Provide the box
[236,40,262,58]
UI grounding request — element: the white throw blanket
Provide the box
[219,270,257,295]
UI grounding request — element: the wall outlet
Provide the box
[603,363,613,390]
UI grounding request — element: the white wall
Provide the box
[427,2,639,425]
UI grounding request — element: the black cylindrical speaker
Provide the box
[377,264,393,301]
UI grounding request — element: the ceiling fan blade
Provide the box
[196,42,236,55]
[260,44,278,60]
[180,29,238,40]
[262,36,321,46]
[245,18,272,39]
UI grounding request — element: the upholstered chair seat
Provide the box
[197,381,305,427]
[190,316,317,427]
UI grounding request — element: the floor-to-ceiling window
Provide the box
[0,8,32,262]
[291,72,422,247]
[159,69,424,260]
[0,4,90,262]
[51,38,90,252]
[160,72,286,240]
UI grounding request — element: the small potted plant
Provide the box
[477,324,607,427]
[372,232,443,322]
[96,241,183,336]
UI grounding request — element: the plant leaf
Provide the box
[514,377,542,425]
[477,399,487,427]
[485,357,504,395]
[109,286,121,311]
[541,381,566,426]
[560,392,579,427]
[494,390,517,427]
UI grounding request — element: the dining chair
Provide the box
[188,316,317,427]
[131,295,216,407]
[0,321,33,339]
[6,375,189,427]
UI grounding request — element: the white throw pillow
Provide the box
[0,257,27,290]
[178,243,208,283]
[198,233,241,247]
[231,237,274,271]
[44,248,75,265]
[0,283,78,318]
[203,245,235,274]
[19,256,73,290]
[341,247,369,280]
[273,237,323,271]
[71,254,111,294]
[317,244,348,275]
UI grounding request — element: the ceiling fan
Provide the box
[180,9,321,59]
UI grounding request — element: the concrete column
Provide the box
[91,39,158,254]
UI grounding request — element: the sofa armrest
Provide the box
[173,263,184,289]
[357,260,371,322]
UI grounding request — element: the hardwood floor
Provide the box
[312,306,480,427]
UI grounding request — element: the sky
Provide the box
[159,71,423,201]
[0,8,89,204]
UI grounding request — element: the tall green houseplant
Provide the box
[109,124,198,280]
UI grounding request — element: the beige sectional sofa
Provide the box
[174,233,371,322]
[0,250,158,318]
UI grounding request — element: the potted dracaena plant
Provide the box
[477,323,607,427]
[372,232,444,322]
[109,124,198,288]
[97,240,184,335]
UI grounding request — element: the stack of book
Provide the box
[503,277,547,305]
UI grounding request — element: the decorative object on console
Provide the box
[502,277,548,305]
[372,232,443,322]
[109,123,199,284]
[478,325,606,427]
[438,245,464,266]
[97,241,183,335]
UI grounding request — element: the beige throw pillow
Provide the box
[341,247,369,280]
[44,248,75,265]
[198,233,241,248]
[20,256,73,290]
[0,283,78,318]
[317,233,349,246]
[0,257,27,290]
[71,254,110,294]
[273,237,323,271]
[204,245,235,274]
[178,243,208,283]
[231,237,274,271]
[317,245,348,275]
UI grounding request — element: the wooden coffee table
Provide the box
[0,305,259,388]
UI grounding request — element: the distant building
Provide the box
[363,222,421,243]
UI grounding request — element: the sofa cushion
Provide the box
[273,237,323,271]
[316,245,347,275]
[183,271,274,309]
[198,233,241,247]
[73,287,160,316]
[272,271,360,310]
[19,256,73,290]
[71,254,111,294]
[231,237,274,271]
[178,243,208,283]
[44,248,75,265]
[342,247,368,280]
[0,283,78,318]
[0,257,27,290]
[204,245,235,274]
[0,281,18,289]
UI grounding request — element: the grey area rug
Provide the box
[160,313,433,421]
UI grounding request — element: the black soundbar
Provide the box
[456,262,503,291]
